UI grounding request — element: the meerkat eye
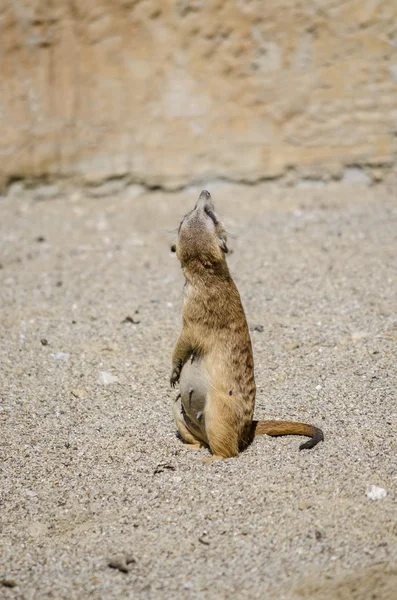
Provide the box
[171,243,176,253]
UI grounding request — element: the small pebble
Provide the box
[71,389,88,399]
[198,536,210,546]
[283,340,300,350]
[1,580,17,588]
[366,485,387,500]
[298,501,313,511]
[154,463,176,474]
[122,316,140,324]
[98,371,118,385]
[108,553,136,573]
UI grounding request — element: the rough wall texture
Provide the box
[1,0,397,190]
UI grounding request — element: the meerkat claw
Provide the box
[170,369,180,387]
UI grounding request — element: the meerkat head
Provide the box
[171,190,228,266]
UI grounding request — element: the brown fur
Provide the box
[170,190,324,460]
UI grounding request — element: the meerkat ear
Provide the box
[171,243,176,253]
[219,238,228,253]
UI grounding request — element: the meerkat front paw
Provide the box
[170,367,181,388]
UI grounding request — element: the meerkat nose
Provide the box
[196,190,212,210]
[199,190,211,200]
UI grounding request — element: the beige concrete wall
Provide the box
[1,0,397,190]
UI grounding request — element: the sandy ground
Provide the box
[0,181,396,600]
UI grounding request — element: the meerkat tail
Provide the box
[251,420,324,450]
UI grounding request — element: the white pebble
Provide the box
[366,485,387,500]
[55,352,70,361]
[98,371,118,385]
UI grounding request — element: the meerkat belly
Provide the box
[179,355,209,440]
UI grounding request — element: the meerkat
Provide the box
[170,190,324,461]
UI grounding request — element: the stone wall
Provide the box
[1,0,397,191]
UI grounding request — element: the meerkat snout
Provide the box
[171,190,228,260]
[198,189,211,202]
[195,190,216,214]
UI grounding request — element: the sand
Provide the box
[1,181,396,599]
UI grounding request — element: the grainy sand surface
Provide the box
[1,182,396,599]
